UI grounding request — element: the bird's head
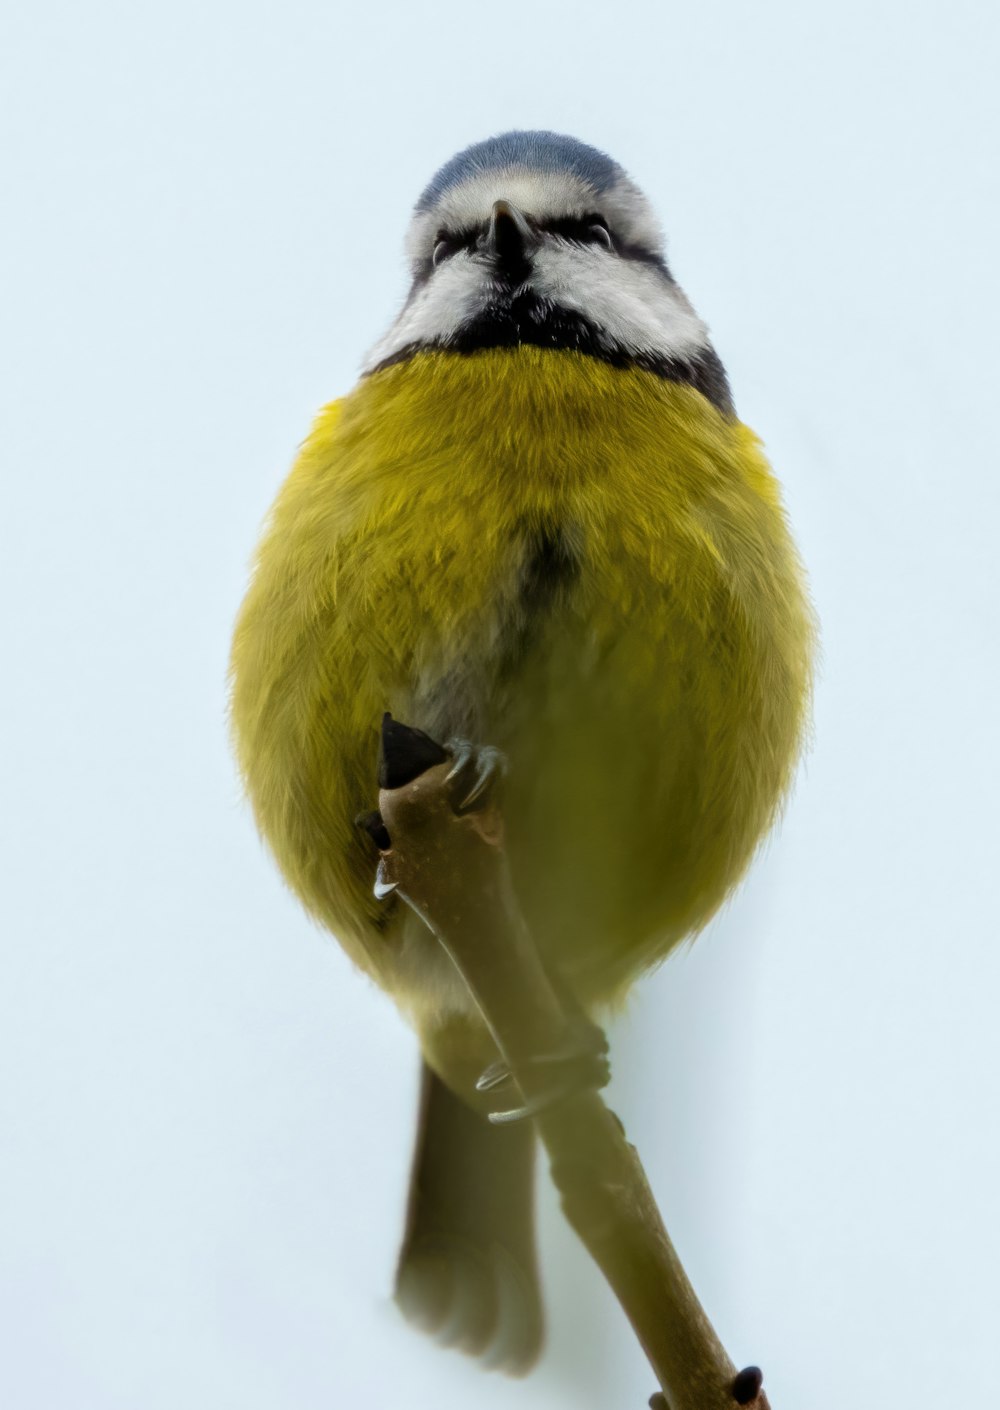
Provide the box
[365,130,732,414]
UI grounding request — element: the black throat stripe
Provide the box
[369,292,735,417]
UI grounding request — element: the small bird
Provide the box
[229,131,815,1372]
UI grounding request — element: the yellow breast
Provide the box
[230,347,815,1010]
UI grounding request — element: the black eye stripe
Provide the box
[538,214,611,243]
[434,226,483,255]
[427,215,665,272]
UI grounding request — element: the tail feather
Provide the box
[395,1063,544,1374]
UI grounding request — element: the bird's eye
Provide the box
[549,215,616,250]
[432,238,455,268]
[586,220,614,251]
[432,230,474,267]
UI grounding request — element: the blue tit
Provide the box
[229,130,815,1372]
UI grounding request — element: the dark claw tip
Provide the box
[732,1366,763,1404]
[649,1394,669,1410]
[378,714,449,789]
[354,810,391,852]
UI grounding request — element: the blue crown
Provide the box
[416,131,624,212]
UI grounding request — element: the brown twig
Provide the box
[370,720,770,1409]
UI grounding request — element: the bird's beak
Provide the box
[485,200,538,267]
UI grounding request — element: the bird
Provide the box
[229,130,815,1374]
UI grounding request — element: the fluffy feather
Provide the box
[230,135,816,1375]
[406,130,663,269]
[229,346,815,1074]
[366,242,710,374]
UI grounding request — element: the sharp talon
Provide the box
[443,738,507,813]
[487,1081,578,1125]
[354,809,391,851]
[459,774,492,810]
[483,1017,611,1123]
[475,1059,513,1093]
[373,860,398,900]
[444,740,473,783]
[732,1366,763,1404]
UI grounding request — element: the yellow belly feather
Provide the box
[230,347,814,1060]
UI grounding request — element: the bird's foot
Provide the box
[475,1018,610,1125]
[444,738,507,813]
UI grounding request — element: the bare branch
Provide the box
[372,720,771,1409]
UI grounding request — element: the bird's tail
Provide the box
[395,1063,543,1375]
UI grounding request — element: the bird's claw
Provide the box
[475,1058,514,1093]
[475,1019,611,1125]
[444,738,507,813]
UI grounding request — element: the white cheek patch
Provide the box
[530,245,710,362]
[363,244,712,372]
[364,255,493,370]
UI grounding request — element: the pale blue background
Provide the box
[2,2,998,1407]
